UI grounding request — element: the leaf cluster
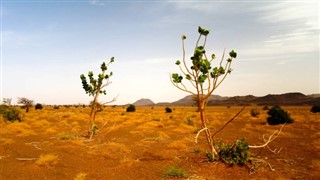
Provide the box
[172,26,237,87]
[80,57,114,96]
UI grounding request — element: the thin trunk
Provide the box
[198,98,218,157]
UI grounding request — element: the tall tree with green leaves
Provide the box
[171,26,238,157]
[80,57,115,139]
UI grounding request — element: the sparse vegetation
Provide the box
[267,105,294,125]
[36,154,59,167]
[310,105,320,113]
[209,138,249,166]
[250,108,260,117]
[3,109,21,122]
[186,117,194,126]
[163,166,188,179]
[126,104,136,112]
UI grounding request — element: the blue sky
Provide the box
[1,0,319,105]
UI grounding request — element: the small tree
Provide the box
[171,26,237,158]
[2,98,12,106]
[17,97,34,113]
[80,57,115,139]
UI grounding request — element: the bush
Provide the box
[267,105,294,125]
[126,104,135,112]
[165,107,172,113]
[0,105,9,114]
[250,108,260,117]
[311,105,320,113]
[163,166,187,178]
[53,106,59,109]
[207,139,249,166]
[35,103,43,110]
[3,109,21,122]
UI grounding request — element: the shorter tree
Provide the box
[80,57,116,139]
[2,98,12,106]
[17,97,34,113]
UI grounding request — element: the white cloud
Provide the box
[89,0,106,6]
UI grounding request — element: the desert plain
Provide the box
[0,105,319,179]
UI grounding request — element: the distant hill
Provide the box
[133,98,155,106]
[131,92,320,106]
[308,94,320,98]
[172,95,229,106]
[170,92,320,106]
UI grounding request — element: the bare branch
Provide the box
[212,106,245,138]
[195,127,208,143]
[249,124,285,149]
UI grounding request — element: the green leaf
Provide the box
[198,74,207,83]
[101,62,107,71]
[198,26,210,36]
[110,57,115,63]
[229,50,237,58]
[219,67,225,74]
[186,74,191,80]
[172,73,183,83]
[211,54,216,60]
[175,60,181,65]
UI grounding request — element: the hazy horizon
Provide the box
[1,1,319,105]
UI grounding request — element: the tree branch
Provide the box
[211,106,245,138]
[249,124,285,149]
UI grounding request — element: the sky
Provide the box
[0,0,319,105]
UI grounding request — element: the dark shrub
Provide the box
[35,103,43,110]
[267,105,294,125]
[126,104,136,112]
[263,106,269,110]
[3,109,21,122]
[165,107,172,113]
[310,105,320,113]
[53,106,59,109]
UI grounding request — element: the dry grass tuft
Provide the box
[6,122,36,136]
[36,154,59,167]
[0,138,14,145]
[74,172,87,180]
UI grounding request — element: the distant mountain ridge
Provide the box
[133,98,155,106]
[132,92,320,106]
